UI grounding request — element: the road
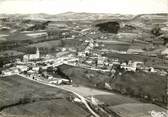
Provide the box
[17,74,100,117]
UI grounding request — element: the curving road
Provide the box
[17,74,100,117]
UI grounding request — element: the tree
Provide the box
[143,58,148,65]
[163,36,168,45]
[38,67,43,74]
[151,24,162,37]
[96,21,120,34]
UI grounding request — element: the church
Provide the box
[23,48,40,62]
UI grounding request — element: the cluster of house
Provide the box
[76,39,168,76]
[120,61,159,73]
[116,60,167,76]
[1,36,168,82]
[1,48,77,85]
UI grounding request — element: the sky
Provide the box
[0,0,167,14]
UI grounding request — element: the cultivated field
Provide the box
[94,94,139,106]
[0,75,89,117]
[109,103,167,117]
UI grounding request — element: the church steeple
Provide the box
[36,48,40,58]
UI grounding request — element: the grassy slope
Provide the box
[0,75,89,117]
[28,40,62,48]
[94,94,139,106]
[58,65,142,107]
[111,71,167,106]
[109,103,167,117]
[58,65,167,108]
[58,64,110,87]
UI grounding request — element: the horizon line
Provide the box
[0,11,167,15]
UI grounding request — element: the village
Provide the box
[0,11,168,117]
[1,35,167,86]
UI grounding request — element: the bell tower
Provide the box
[36,48,40,58]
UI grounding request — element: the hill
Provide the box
[109,103,167,117]
[111,71,167,108]
[0,75,89,117]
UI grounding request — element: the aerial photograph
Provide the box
[0,0,167,117]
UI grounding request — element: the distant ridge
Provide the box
[0,12,167,21]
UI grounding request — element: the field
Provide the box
[103,43,130,51]
[0,50,24,57]
[62,38,83,48]
[111,71,167,107]
[57,65,143,107]
[58,64,167,108]
[28,40,62,48]
[94,94,139,106]
[59,85,113,97]
[6,33,34,41]
[109,103,167,117]
[0,75,89,117]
